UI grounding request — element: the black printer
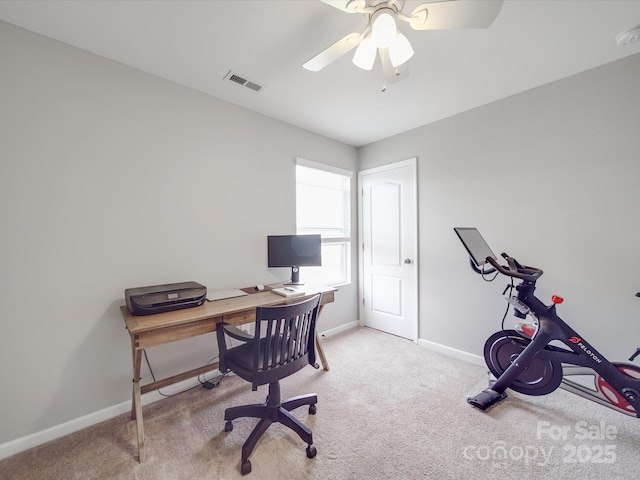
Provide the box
[125,281,207,315]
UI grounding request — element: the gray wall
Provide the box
[0,21,358,447]
[359,53,640,362]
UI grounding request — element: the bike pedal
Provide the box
[467,389,508,411]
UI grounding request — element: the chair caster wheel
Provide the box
[306,444,317,458]
[241,459,251,475]
[309,404,316,415]
[224,421,233,432]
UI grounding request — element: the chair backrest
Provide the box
[251,294,322,389]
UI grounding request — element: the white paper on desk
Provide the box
[271,287,305,298]
[206,289,249,301]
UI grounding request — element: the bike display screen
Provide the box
[454,227,497,267]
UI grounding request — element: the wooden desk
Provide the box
[120,284,336,462]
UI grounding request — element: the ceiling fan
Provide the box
[303,0,503,88]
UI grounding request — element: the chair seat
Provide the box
[226,335,286,372]
[226,335,310,388]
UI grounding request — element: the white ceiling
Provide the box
[1,0,640,147]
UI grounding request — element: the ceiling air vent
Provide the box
[224,71,263,92]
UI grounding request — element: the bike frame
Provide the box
[488,279,640,417]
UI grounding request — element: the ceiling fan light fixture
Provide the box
[616,25,640,45]
[389,33,414,67]
[308,0,505,87]
[371,10,397,48]
[353,36,377,70]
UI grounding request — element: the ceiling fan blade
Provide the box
[320,0,367,13]
[407,0,503,30]
[380,48,409,87]
[303,32,363,71]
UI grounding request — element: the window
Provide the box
[296,159,352,286]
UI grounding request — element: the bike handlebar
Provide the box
[485,253,544,282]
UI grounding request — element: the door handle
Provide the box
[403,258,412,264]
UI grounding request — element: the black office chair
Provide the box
[216,294,322,475]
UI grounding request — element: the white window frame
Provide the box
[295,158,352,286]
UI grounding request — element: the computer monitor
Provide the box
[268,234,322,285]
[453,227,497,267]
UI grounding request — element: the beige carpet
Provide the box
[1,327,638,479]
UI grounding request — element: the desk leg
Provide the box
[132,380,145,462]
[315,304,330,371]
[130,340,145,462]
[315,331,330,371]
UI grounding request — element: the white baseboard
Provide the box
[318,320,359,338]
[417,338,485,366]
[322,323,484,367]
[0,374,216,461]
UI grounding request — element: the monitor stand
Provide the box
[284,266,304,285]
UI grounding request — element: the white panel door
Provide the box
[359,159,417,341]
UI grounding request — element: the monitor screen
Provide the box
[453,227,497,267]
[268,235,322,268]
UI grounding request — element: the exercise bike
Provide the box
[454,227,640,416]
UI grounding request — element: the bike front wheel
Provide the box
[596,363,640,415]
[484,330,563,396]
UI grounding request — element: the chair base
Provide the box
[224,381,317,475]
